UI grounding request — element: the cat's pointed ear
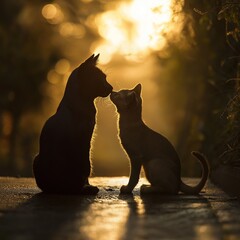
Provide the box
[93,53,100,64]
[84,53,99,66]
[84,54,94,64]
[133,84,142,95]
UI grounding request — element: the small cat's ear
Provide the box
[133,84,142,95]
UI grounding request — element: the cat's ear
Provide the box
[84,53,99,66]
[93,53,100,64]
[133,84,142,95]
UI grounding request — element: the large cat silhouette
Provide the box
[33,54,113,194]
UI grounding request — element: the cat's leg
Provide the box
[81,185,99,195]
[77,155,99,194]
[143,158,179,195]
[140,185,166,194]
[82,178,99,195]
[33,155,53,193]
[121,159,142,194]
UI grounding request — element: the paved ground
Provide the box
[0,177,240,240]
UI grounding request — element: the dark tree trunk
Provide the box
[7,113,20,175]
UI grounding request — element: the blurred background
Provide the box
[0,0,239,177]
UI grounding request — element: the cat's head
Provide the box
[110,84,142,113]
[65,54,113,99]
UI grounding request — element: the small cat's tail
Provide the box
[180,151,209,195]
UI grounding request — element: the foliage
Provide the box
[0,0,60,174]
[155,0,240,175]
[214,1,240,167]
[184,0,240,169]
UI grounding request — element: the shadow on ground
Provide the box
[0,177,240,240]
[0,191,96,239]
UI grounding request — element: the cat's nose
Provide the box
[106,84,113,93]
[110,92,116,100]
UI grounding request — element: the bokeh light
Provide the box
[55,59,71,75]
[42,4,64,24]
[92,0,184,64]
[59,22,86,38]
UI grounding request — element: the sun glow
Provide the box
[93,0,184,64]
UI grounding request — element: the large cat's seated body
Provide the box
[110,84,209,195]
[33,54,112,194]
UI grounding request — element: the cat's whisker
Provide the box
[114,111,118,118]
[100,97,107,106]
[104,97,114,107]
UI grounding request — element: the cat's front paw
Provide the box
[120,185,133,194]
[82,185,99,195]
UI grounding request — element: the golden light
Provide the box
[42,4,64,24]
[2,112,12,136]
[59,22,86,38]
[47,59,71,85]
[77,178,148,240]
[80,203,129,240]
[47,70,61,85]
[92,0,184,64]
[195,225,218,239]
[55,59,71,75]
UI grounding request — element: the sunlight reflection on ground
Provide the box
[79,177,147,240]
[1,177,236,240]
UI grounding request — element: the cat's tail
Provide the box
[180,151,209,195]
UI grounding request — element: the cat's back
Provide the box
[40,108,92,154]
[41,108,71,140]
[119,123,154,155]
[126,124,179,160]
[145,127,174,148]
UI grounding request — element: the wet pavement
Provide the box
[0,177,240,240]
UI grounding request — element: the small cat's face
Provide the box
[110,84,142,112]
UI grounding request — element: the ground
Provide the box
[0,177,240,240]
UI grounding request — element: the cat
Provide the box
[110,84,209,195]
[33,54,113,194]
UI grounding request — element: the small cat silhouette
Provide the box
[33,54,113,194]
[110,84,209,195]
